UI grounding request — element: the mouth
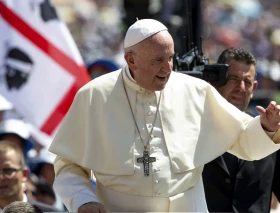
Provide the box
[0,185,9,190]
[231,96,244,103]
[156,74,168,82]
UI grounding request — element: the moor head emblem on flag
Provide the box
[0,0,90,135]
[39,0,58,22]
[4,47,33,90]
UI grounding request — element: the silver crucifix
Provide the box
[137,150,156,176]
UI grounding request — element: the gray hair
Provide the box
[2,201,43,213]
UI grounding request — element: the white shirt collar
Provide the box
[23,193,28,202]
[125,64,136,83]
[124,65,157,95]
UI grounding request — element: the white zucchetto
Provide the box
[124,19,168,48]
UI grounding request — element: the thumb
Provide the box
[255,105,265,115]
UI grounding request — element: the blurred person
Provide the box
[25,173,39,201]
[203,47,280,213]
[32,180,56,206]
[87,59,120,80]
[0,95,13,122]
[26,122,53,154]
[1,201,43,213]
[29,147,67,211]
[49,19,280,213]
[0,141,61,212]
[29,148,55,186]
[0,119,34,160]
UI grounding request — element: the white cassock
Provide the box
[49,65,280,212]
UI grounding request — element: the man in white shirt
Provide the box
[0,141,60,212]
[49,19,280,213]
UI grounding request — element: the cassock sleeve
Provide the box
[227,116,280,160]
[204,84,280,161]
[53,156,99,212]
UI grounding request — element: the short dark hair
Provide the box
[33,181,56,201]
[2,201,43,213]
[217,47,257,66]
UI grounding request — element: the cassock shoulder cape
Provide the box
[49,68,280,175]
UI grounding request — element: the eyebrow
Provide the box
[228,74,253,79]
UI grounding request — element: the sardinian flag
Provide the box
[0,0,91,135]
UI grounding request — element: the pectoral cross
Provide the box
[137,150,156,176]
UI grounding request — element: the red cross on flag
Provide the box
[0,0,91,135]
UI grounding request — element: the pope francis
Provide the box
[49,19,280,213]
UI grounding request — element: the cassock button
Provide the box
[225,178,231,183]
[155,180,159,184]
[237,173,243,179]
[148,112,152,116]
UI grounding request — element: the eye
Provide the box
[245,81,252,86]
[228,76,237,81]
[151,58,163,65]
[3,168,16,175]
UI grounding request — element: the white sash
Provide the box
[96,178,208,212]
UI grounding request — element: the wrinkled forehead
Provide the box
[227,60,256,75]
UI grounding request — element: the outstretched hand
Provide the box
[256,101,280,132]
[78,202,107,213]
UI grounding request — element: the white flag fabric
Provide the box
[0,0,91,135]
[0,93,12,111]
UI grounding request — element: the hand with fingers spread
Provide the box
[256,101,280,132]
[78,202,107,213]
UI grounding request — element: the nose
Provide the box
[164,59,173,72]
[236,80,246,92]
[0,172,5,179]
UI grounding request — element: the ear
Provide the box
[21,167,29,182]
[124,52,137,70]
[253,80,258,92]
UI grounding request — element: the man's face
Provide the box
[216,59,258,111]
[128,31,175,92]
[0,150,27,204]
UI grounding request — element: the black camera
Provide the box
[174,48,229,87]
[173,0,229,88]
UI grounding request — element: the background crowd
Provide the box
[51,0,280,114]
[1,0,280,212]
